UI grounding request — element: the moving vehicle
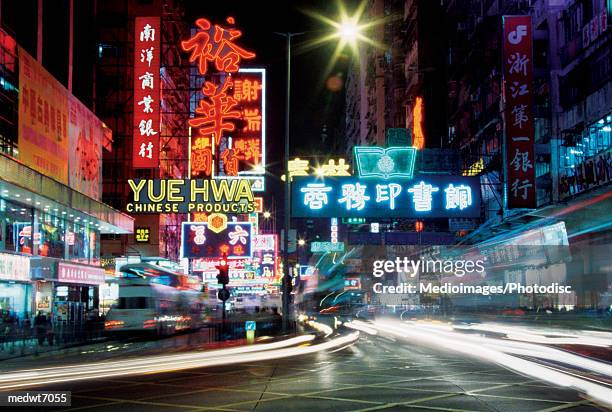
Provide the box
[105,263,206,336]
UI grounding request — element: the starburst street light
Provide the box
[338,18,360,44]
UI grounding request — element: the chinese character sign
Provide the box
[181,222,253,259]
[292,176,481,218]
[133,17,161,168]
[503,16,535,208]
[18,48,69,183]
[216,69,266,179]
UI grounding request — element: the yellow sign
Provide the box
[285,157,351,180]
[126,178,256,214]
[207,213,228,233]
[135,227,151,243]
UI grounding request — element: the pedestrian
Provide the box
[34,311,47,345]
[46,316,54,346]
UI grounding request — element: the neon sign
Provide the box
[412,97,425,149]
[126,179,256,214]
[133,17,161,168]
[354,146,416,179]
[182,17,265,192]
[286,157,351,179]
[292,176,481,218]
[311,241,345,253]
[181,221,253,259]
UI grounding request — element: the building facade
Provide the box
[0,2,133,323]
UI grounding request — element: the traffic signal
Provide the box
[216,253,229,285]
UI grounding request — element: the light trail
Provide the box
[0,332,358,390]
[367,319,612,408]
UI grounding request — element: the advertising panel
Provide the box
[0,253,30,282]
[57,262,105,285]
[503,15,536,208]
[126,178,256,213]
[18,48,69,183]
[68,95,105,200]
[292,176,481,218]
[133,16,161,168]
[181,222,253,259]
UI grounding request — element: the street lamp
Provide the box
[263,211,271,219]
[275,11,370,332]
[298,239,306,246]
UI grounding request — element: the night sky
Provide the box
[184,0,352,166]
[184,0,356,216]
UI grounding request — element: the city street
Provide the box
[0,324,607,412]
[0,0,610,410]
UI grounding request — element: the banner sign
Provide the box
[126,178,256,213]
[0,253,30,282]
[18,49,69,183]
[58,262,105,285]
[251,234,278,281]
[503,15,536,208]
[292,176,481,218]
[133,16,161,168]
[181,222,253,259]
[68,96,104,200]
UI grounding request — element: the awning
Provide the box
[0,153,133,234]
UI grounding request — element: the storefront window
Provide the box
[561,115,612,173]
[36,211,66,259]
[0,198,34,255]
[67,222,101,265]
[0,282,31,319]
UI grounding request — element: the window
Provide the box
[118,297,148,309]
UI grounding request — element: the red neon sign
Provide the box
[133,17,161,168]
[181,17,255,76]
[503,16,536,208]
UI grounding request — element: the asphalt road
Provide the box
[7,331,607,412]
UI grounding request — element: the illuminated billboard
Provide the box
[292,176,481,218]
[181,222,253,259]
[133,17,161,168]
[126,179,256,214]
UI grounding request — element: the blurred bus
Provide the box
[105,263,206,336]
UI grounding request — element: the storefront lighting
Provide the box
[53,208,58,212]
[14,194,20,198]
[26,198,31,202]
[35,201,40,205]
[61,211,66,214]
[2,190,8,193]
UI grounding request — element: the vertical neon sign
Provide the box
[133,17,161,168]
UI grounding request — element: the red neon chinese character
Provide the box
[221,148,239,176]
[234,79,262,102]
[233,138,261,164]
[242,108,262,132]
[189,77,241,141]
[181,17,256,75]
[233,244,244,256]
[191,147,213,176]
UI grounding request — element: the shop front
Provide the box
[52,262,105,324]
[0,252,32,319]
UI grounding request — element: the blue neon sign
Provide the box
[354,146,416,179]
[292,176,481,218]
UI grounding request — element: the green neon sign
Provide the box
[354,146,416,179]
